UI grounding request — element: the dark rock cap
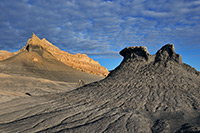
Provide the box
[155,44,182,63]
[120,46,150,61]
[120,44,182,64]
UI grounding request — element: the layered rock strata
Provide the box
[0,33,104,83]
[0,33,109,76]
[27,33,108,76]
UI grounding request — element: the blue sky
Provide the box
[0,0,200,71]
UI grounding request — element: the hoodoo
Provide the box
[0,44,199,132]
[154,44,182,64]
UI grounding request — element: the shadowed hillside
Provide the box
[0,44,199,132]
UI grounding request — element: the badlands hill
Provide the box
[0,33,105,83]
[0,44,199,132]
[0,34,105,101]
[0,33,109,76]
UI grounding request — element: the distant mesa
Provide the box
[0,33,105,83]
[0,33,109,76]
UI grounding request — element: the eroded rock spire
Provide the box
[25,33,44,52]
[155,44,182,63]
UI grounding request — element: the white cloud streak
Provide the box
[0,0,199,57]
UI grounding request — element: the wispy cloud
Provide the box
[0,0,199,57]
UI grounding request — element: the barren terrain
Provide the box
[0,44,199,132]
[0,73,77,103]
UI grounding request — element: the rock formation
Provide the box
[42,38,108,77]
[0,33,109,76]
[0,50,14,61]
[0,33,104,83]
[0,44,199,132]
[25,33,108,76]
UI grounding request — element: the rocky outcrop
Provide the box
[0,33,109,76]
[0,33,104,83]
[119,44,182,64]
[24,33,109,76]
[42,38,109,76]
[155,44,182,64]
[0,44,199,132]
[120,46,150,61]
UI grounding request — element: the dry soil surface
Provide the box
[0,44,199,133]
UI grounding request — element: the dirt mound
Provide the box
[0,44,199,132]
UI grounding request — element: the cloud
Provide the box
[0,0,199,58]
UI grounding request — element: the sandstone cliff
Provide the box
[0,33,104,83]
[41,37,109,76]
[27,33,108,76]
[0,33,109,76]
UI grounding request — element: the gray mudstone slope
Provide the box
[0,44,199,132]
